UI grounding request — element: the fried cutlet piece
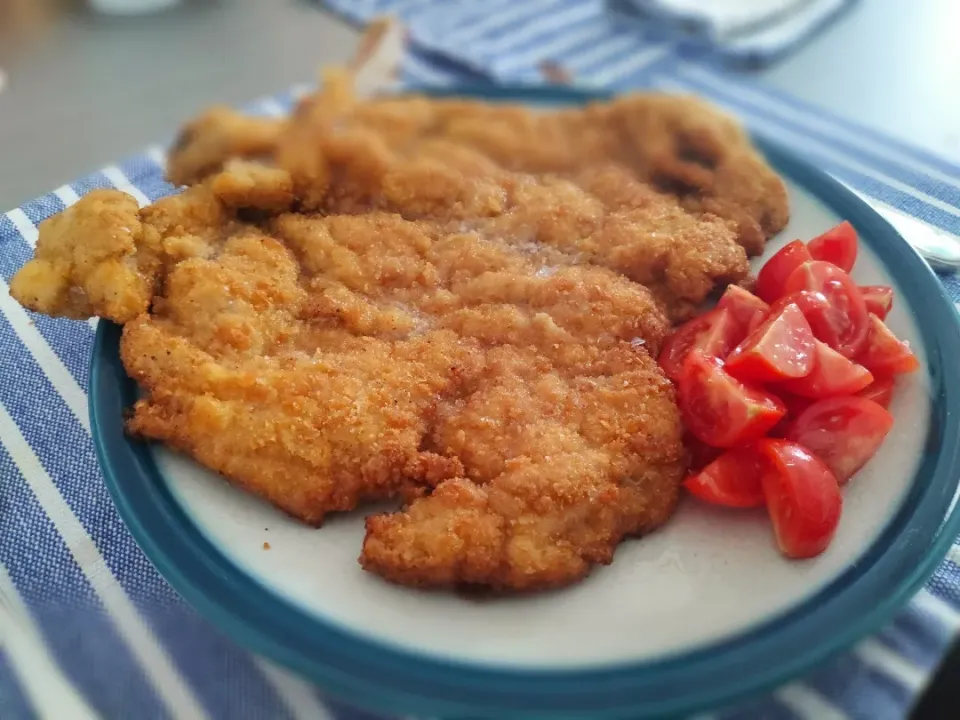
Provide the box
[162,80,779,318]
[9,190,163,323]
[11,178,682,572]
[123,319,472,524]
[167,106,284,187]
[411,93,787,255]
[164,83,788,257]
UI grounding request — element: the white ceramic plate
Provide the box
[90,85,960,719]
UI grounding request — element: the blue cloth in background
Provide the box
[1,1,960,718]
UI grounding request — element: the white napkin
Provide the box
[628,0,833,41]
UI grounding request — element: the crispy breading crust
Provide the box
[167,107,283,188]
[9,77,791,592]
[12,174,684,591]
[361,344,683,591]
[166,85,788,259]
[9,190,160,324]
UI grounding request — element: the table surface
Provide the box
[1,0,959,211]
[0,1,957,715]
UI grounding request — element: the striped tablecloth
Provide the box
[2,2,960,718]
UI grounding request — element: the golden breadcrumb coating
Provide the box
[12,179,683,589]
[166,106,283,187]
[167,81,787,258]
[10,190,160,324]
[362,343,683,591]
[10,75,791,592]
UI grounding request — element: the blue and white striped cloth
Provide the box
[2,2,960,718]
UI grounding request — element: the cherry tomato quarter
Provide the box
[658,307,744,382]
[755,240,813,303]
[779,340,873,399]
[856,314,921,376]
[785,396,894,484]
[860,285,894,320]
[683,445,768,508]
[725,303,816,383]
[857,376,895,409]
[760,439,843,559]
[717,285,770,335]
[677,351,786,448]
[807,221,858,273]
[783,261,869,358]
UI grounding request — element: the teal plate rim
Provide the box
[90,84,960,720]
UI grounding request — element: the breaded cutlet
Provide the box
[10,72,789,592]
[11,172,684,590]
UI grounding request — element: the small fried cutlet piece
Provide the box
[166,106,284,187]
[210,159,295,213]
[10,190,161,323]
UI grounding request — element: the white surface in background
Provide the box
[89,0,180,14]
[637,0,826,38]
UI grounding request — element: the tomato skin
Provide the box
[755,240,813,303]
[857,314,921,376]
[684,445,768,508]
[725,303,816,383]
[857,376,895,409]
[808,221,858,273]
[767,290,840,346]
[760,439,843,559]
[717,285,770,334]
[860,285,894,320]
[783,261,870,358]
[779,340,874,399]
[785,396,894,484]
[678,351,786,449]
[658,308,744,382]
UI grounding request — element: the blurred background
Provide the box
[0,0,957,209]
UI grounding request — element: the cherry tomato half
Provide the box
[785,396,894,484]
[783,260,869,358]
[678,351,786,448]
[860,285,894,320]
[779,340,873,399]
[857,376,895,409]
[658,307,744,382]
[807,221,858,273]
[856,314,921,376]
[755,240,813,303]
[725,303,816,383]
[760,439,843,559]
[683,445,768,508]
[717,284,769,335]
